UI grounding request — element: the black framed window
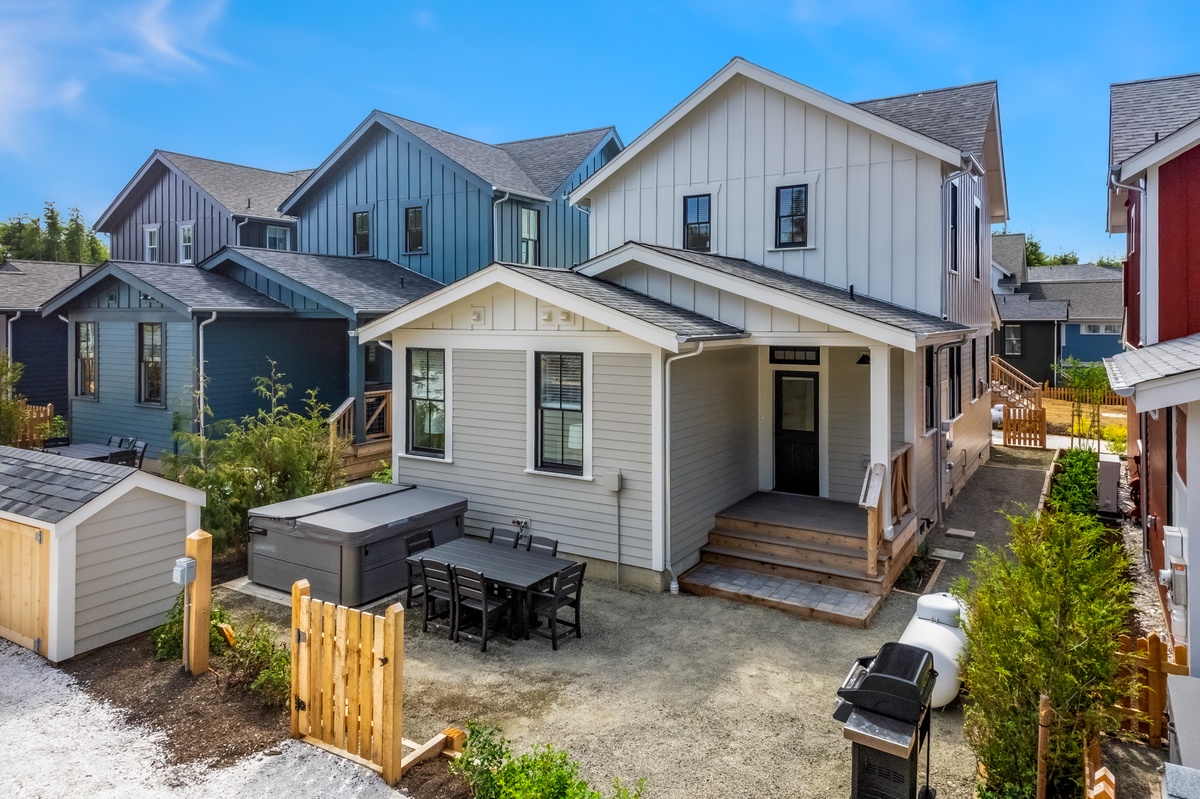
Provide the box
[137,322,163,405]
[971,338,978,400]
[519,207,540,265]
[973,204,981,279]
[352,211,370,255]
[407,348,445,456]
[405,207,424,253]
[769,347,819,365]
[924,347,936,431]
[949,345,962,418]
[775,184,809,248]
[76,322,96,398]
[536,352,583,474]
[949,182,959,272]
[683,194,711,252]
[1003,324,1022,356]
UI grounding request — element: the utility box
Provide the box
[1098,455,1121,517]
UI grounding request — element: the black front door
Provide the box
[774,372,819,495]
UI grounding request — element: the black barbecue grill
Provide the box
[833,642,938,799]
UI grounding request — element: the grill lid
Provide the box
[834,642,937,725]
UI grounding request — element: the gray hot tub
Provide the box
[248,483,466,606]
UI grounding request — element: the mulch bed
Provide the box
[211,544,249,585]
[400,759,473,799]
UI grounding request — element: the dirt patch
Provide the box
[400,758,472,799]
[1043,398,1127,437]
[211,544,249,586]
[989,445,1056,470]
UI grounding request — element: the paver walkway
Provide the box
[683,562,879,623]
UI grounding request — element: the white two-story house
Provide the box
[360,59,1006,626]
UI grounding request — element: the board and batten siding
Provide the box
[107,162,236,265]
[12,315,69,415]
[670,347,758,569]
[943,174,995,328]
[70,318,194,459]
[587,74,946,318]
[74,487,188,654]
[392,349,655,568]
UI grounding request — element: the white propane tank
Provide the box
[899,592,968,709]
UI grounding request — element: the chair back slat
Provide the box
[555,562,586,600]
[107,449,137,466]
[527,535,559,556]
[488,527,520,548]
[131,440,148,468]
[451,566,488,603]
[420,559,453,596]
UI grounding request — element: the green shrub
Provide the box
[953,511,1133,796]
[1048,448,1099,515]
[452,721,646,799]
[0,352,25,446]
[250,647,291,706]
[1102,424,1128,457]
[224,617,283,687]
[153,589,231,661]
[35,414,68,441]
[372,460,392,484]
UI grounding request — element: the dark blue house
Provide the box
[1024,264,1124,367]
[1,259,97,417]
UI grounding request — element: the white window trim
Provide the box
[765,171,821,252]
[398,346,452,462]
[674,183,721,254]
[1080,323,1120,335]
[143,224,161,262]
[526,350,592,480]
[178,221,195,264]
[266,225,291,251]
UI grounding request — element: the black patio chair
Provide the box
[528,562,586,650]
[488,527,521,548]
[130,440,148,469]
[524,535,559,557]
[41,436,69,449]
[107,448,138,466]
[403,530,435,608]
[450,566,509,652]
[418,558,455,639]
[107,435,130,448]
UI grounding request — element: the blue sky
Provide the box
[1,0,1197,262]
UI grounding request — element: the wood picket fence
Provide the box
[290,580,462,785]
[1040,384,1128,407]
[1115,632,1189,746]
[17,402,53,448]
[1003,405,1047,448]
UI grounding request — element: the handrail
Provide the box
[890,443,912,524]
[991,355,1043,409]
[858,462,885,579]
[362,389,392,441]
[329,396,355,444]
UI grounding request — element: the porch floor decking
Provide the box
[682,563,882,627]
[718,491,868,539]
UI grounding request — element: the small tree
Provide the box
[1053,357,1112,449]
[955,512,1133,797]
[0,352,26,445]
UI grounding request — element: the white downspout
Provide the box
[663,341,706,594]
[197,312,217,436]
[492,190,510,262]
[4,311,19,398]
[235,217,249,247]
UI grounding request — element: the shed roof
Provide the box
[1110,73,1200,165]
[1025,263,1122,283]
[994,292,1068,322]
[0,260,97,312]
[1106,332,1200,392]
[0,446,134,524]
[855,80,998,163]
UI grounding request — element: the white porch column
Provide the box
[870,345,892,538]
[1186,400,1200,671]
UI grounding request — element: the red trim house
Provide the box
[1104,73,1200,663]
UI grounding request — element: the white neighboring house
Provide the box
[360,58,1007,626]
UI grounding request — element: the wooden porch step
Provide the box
[708,528,890,574]
[679,563,883,629]
[341,439,392,482]
[700,545,889,595]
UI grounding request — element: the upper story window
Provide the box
[405,207,424,253]
[519,208,540,265]
[775,185,809,248]
[949,183,959,272]
[971,338,978,400]
[352,211,370,255]
[138,322,163,405]
[178,224,194,263]
[536,352,584,475]
[1003,324,1022,356]
[683,194,711,252]
[144,227,160,262]
[266,225,290,251]
[973,204,981,280]
[1082,323,1120,335]
[407,348,445,457]
[76,322,97,398]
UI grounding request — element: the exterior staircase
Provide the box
[679,491,919,628]
[990,356,1048,447]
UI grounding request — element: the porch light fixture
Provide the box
[856,352,871,365]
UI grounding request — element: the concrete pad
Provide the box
[932,548,966,562]
[945,528,976,539]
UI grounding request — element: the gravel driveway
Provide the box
[2,457,1050,799]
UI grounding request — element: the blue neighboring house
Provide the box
[1024,264,1124,367]
[1,259,97,417]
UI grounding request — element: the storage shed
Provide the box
[0,446,205,663]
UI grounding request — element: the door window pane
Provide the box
[780,376,815,432]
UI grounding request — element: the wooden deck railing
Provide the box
[991,355,1042,410]
[329,397,355,444]
[328,391,392,445]
[858,463,885,578]
[890,444,912,525]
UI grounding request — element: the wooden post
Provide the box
[184,530,211,675]
[1036,694,1051,799]
[380,602,404,785]
[291,580,310,738]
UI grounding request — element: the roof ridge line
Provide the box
[496,125,614,147]
[159,150,313,177]
[854,79,997,105]
[1112,71,1200,88]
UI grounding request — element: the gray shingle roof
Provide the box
[1025,263,1123,283]
[855,81,997,162]
[0,445,134,524]
[112,262,291,313]
[994,292,1068,322]
[1110,73,1200,165]
[497,127,614,196]
[1026,281,1123,320]
[1106,332,1200,392]
[991,233,1027,283]
[0,260,96,311]
[505,265,745,340]
[161,152,313,220]
[224,248,444,317]
[632,244,970,336]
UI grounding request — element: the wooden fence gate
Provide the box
[1003,405,1047,448]
[0,518,50,655]
[1116,633,1190,746]
[290,580,460,785]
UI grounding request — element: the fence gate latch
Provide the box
[295,629,306,644]
[294,696,306,711]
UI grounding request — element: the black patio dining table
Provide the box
[40,443,126,462]
[405,537,574,638]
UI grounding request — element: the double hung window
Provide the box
[775,185,809,248]
[405,207,424,253]
[179,224,194,263]
[949,183,959,272]
[683,195,711,252]
[519,208,539,265]
[352,211,370,255]
[1003,324,1022,356]
[145,227,160,262]
[536,352,583,474]
[76,322,97,398]
[138,323,163,405]
[407,349,445,456]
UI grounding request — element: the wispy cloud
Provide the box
[0,0,231,154]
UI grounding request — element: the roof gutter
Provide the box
[674,332,750,344]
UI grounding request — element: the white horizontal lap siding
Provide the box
[394,349,655,568]
[74,488,189,654]
[826,348,871,502]
[946,338,992,500]
[590,75,944,316]
[670,348,758,570]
